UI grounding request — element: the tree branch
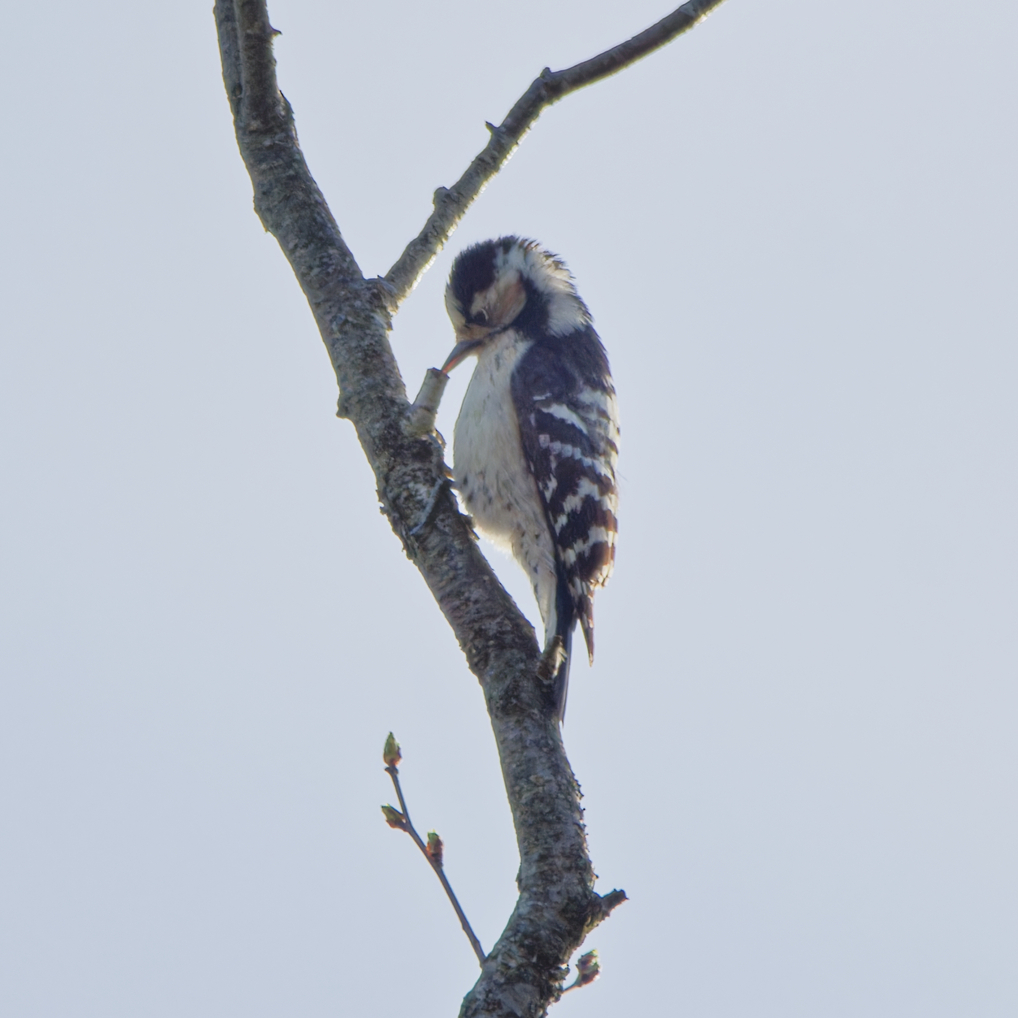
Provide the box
[384,0,728,303]
[215,2,715,1013]
[382,746,487,967]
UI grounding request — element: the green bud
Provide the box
[380,804,405,829]
[575,950,600,986]
[426,831,444,867]
[382,732,402,768]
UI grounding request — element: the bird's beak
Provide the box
[441,337,485,374]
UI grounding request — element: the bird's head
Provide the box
[441,237,590,373]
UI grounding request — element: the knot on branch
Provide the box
[368,275,399,315]
[584,888,627,934]
[404,368,449,438]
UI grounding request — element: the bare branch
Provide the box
[217,0,363,292]
[234,0,283,130]
[215,1,717,1013]
[384,0,729,304]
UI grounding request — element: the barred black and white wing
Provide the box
[511,328,620,715]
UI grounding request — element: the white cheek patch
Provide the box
[471,272,525,328]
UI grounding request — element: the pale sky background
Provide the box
[1,2,1016,1016]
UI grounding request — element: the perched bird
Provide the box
[441,237,619,720]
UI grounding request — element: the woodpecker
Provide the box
[441,237,619,720]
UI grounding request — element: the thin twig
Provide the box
[385,764,487,966]
[384,0,729,303]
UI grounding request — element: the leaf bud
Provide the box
[425,831,444,867]
[574,950,600,986]
[382,732,402,768]
[381,804,405,829]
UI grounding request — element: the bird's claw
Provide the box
[536,636,567,684]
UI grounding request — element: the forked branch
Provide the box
[380,734,486,966]
[214,2,719,1014]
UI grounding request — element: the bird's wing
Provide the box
[511,328,619,664]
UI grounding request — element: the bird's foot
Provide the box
[536,635,567,685]
[407,471,451,537]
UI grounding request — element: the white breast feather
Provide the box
[453,329,560,642]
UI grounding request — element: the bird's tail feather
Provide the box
[552,569,575,722]
[552,625,573,722]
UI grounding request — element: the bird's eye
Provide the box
[475,308,489,324]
